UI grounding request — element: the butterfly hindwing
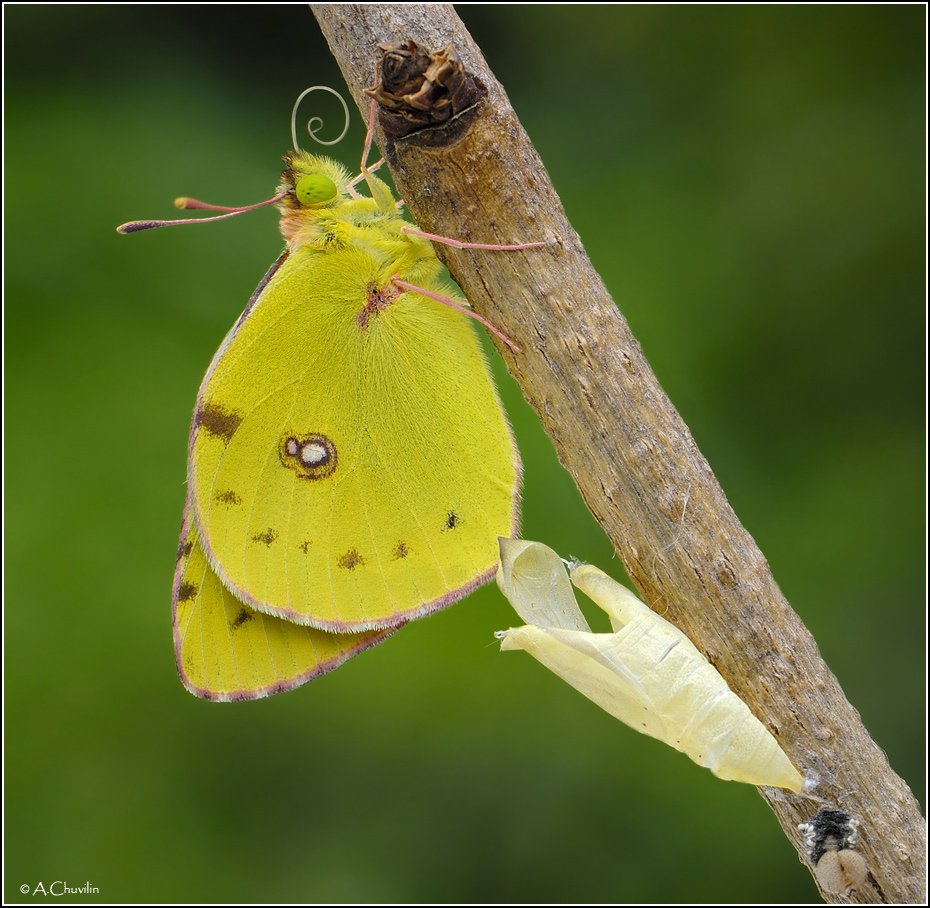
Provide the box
[172,503,394,700]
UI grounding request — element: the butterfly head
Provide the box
[278,152,353,211]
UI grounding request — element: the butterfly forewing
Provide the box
[189,244,520,632]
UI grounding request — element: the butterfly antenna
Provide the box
[117,192,289,234]
[291,85,350,151]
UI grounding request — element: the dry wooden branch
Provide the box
[312,4,925,902]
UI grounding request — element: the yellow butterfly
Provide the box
[122,89,538,700]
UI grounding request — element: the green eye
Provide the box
[295,174,337,206]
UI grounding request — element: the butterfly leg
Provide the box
[347,86,386,196]
[358,98,386,178]
[349,97,395,212]
[401,227,546,252]
[346,103,382,200]
[389,277,521,353]
[349,121,385,191]
[346,93,386,198]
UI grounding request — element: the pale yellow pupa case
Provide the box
[496,538,804,791]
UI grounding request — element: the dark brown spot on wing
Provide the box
[444,511,459,530]
[177,581,198,602]
[215,490,242,506]
[196,402,242,442]
[176,538,194,563]
[299,540,313,554]
[252,528,278,546]
[230,607,254,631]
[338,549,365,570]
[393,541,409,560]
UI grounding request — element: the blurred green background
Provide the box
[4,5,924,903]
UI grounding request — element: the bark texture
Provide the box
[312,5,926,902]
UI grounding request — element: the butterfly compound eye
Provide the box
[295,174,337,206]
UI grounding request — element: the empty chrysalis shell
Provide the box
[496,539,805,792]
